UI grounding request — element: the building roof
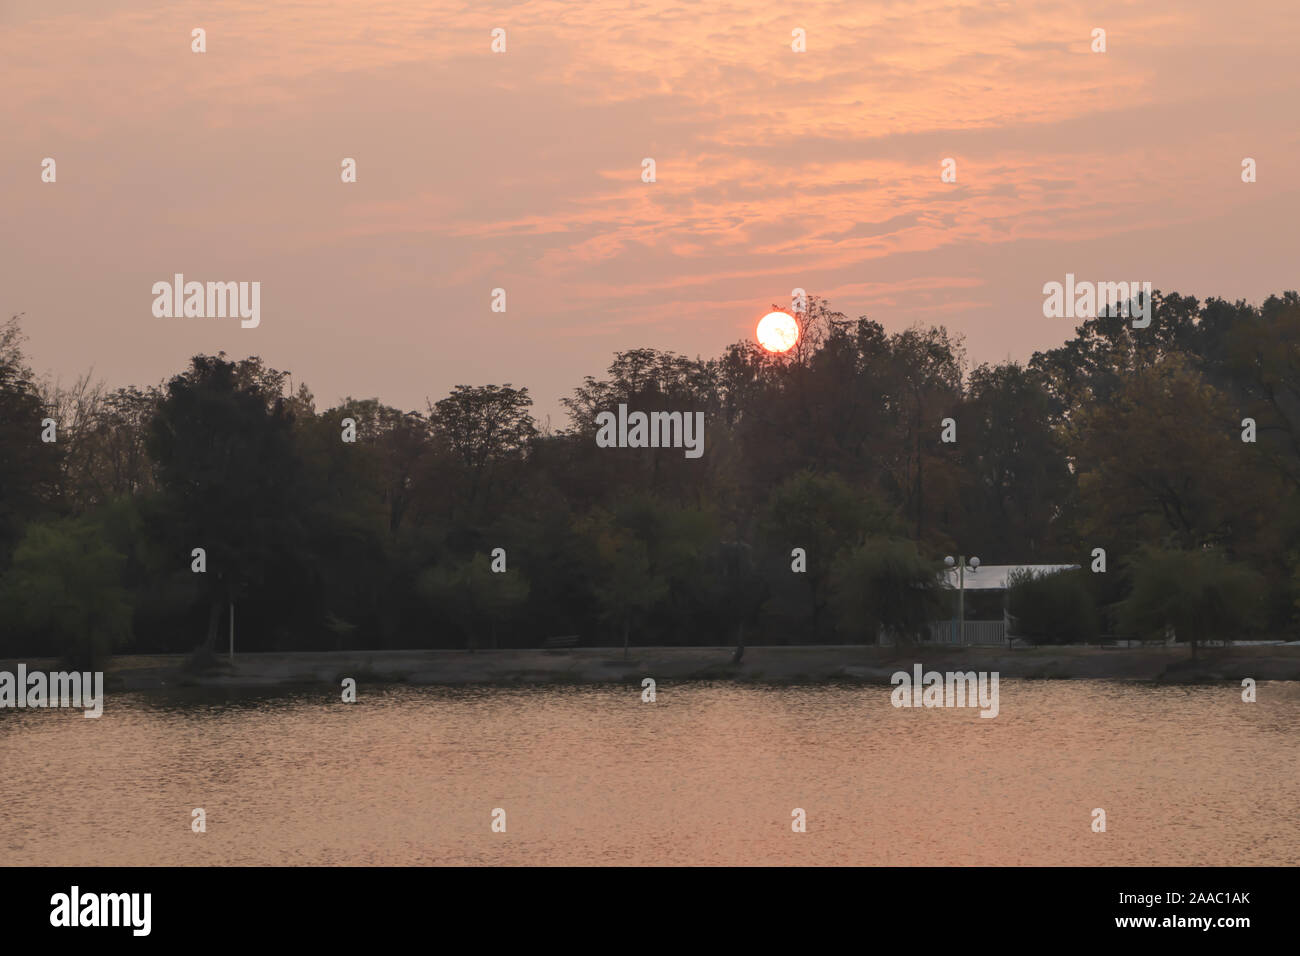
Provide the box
[941,564,1080,591]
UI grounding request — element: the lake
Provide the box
[2,680,1296,865]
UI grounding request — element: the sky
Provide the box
[2,0,1297,425]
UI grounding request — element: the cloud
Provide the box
[1,0,1297,421]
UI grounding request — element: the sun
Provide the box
[756,311,800,353]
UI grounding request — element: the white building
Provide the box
[927,563,1081,645]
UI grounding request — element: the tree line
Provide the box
[1,289,1297,666]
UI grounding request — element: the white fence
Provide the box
[925,620,1007,645]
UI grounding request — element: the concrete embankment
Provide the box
[7,644,1296,692]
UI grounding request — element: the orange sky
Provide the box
[2,0,1297,422]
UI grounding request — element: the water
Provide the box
[2,680,1297,865]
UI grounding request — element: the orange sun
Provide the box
[756,311,800,353]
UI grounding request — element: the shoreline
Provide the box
[5,644,1299,692]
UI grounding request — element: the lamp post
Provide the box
[944,555,979,643]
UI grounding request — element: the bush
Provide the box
[1118,547,1266,650]
[829,537,943,643]
[1006,568,1099,645]
[1,516,133,668]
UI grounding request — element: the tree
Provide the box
[718,539,767,662]
[579,507,671,658]
[147,354,305,651]
[607,538,665,658]
[1068,354,1271,554]
[41,377,161,509]
[560,349,720,502]
[876,326,966,543]
[2,515,133,667]
[1222,293,1300,485]
[431,384,537,512]
[963,363,1073,561]
[829,537,942,644]
[1117,548,1267,655]
[4,285,1297,654]
[759,472,898,641]
[418,553,530,650]
[562,348,716,429]
[0,315,61,563]
[1029,289,1199,419]
[286,395,411,649]
[311,398,431,535]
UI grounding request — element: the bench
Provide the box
[541,635,579,650]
